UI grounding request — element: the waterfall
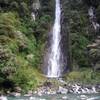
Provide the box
[47,0,62,78]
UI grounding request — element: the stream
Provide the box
[7,93,100,100]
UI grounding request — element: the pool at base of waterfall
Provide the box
[7,94,100,100]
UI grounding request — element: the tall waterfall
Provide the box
[47,0,62,78]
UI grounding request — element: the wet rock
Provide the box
[43,81,52,88]
[32,80,100,95]
[95,84,100,92]
[66,83,99,94]
[28,90,33,95]
[57,86,68,94]
[9,92,21,97]
[15,86,22,93]
[24,90,33,96]
[33,91,37,94]
[38,92,42,96]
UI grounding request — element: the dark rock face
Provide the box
[60,0,88,70]
[60,0,71,72]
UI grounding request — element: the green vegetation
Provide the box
[0,0,100,93]
[64,69,100,84]
[0,0,50,92]
[62,0,100,84]
[0,12,42,92]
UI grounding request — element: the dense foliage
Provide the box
[0,0,52,92]
[60,0,100,83]
[0,0,100,92]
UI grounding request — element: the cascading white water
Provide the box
[47,0,61,78]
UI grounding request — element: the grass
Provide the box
[64,68,100,84]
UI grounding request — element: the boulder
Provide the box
[15,86,22,93]
[58,86,68,94]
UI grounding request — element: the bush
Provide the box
[11,66,37,92]
[67,71,84,82]
[65,69,100,84]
